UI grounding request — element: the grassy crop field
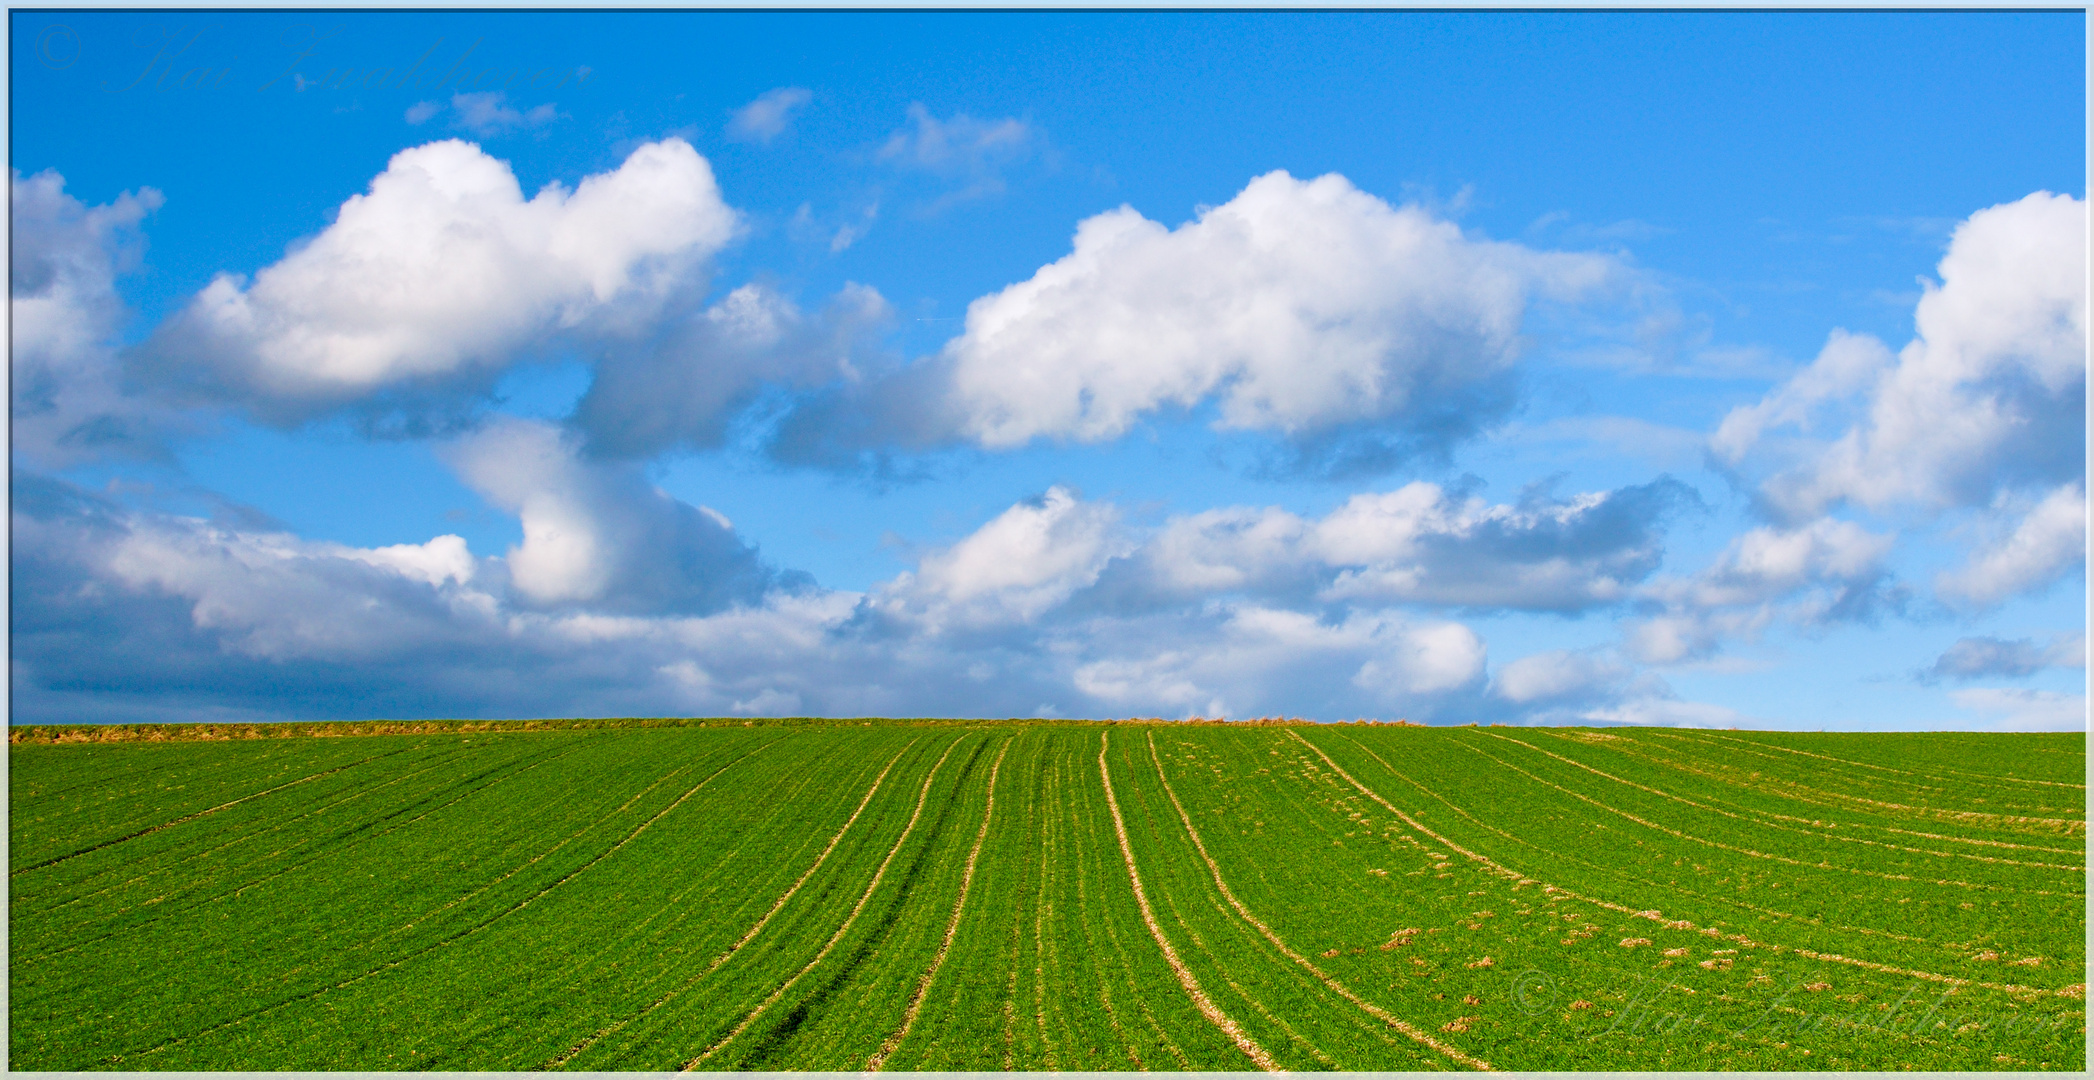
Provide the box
[8,719,2086,1071]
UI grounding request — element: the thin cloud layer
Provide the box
[570,282,892,460]
[1925,633,2086,683]
[1086,477,1699,614]
[12,472,1705,725]
[10,477,1502,723]
[877,103,1037,202]
[1936,482,2087,610]
[729,87,813,144]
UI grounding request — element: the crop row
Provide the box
[9,723,2083,1071]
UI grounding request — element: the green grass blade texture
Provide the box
[9,721,2086,1070]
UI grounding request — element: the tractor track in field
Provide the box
[1295,731,2069,998]
[1148,731,1492,1071]
[19,746,479,920]
[1478,731,2085,873]
[12,746,416,877]
[1030,749,1062,1069]
[1546,732,2088,856]
[682,736,967,1069]
[1091,767,1192,1072]
[1326,733,1984,953]
[1682,731,2087,791]
[1455,734,2078,896]
[18,724,2081,1072]
[866,737,1012,1070]
[14,739,592,970]
[543,736,921,1070]
[119,740,771,1065]
[1071,757,1145,1069]
[729,736,989,1070]
[1644,732,2086,828]
[1097,731,1279,1073]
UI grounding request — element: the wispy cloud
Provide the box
[877,104,1039,206]
[1922,633,2085,683]
[728,87,812,144]
[405,92,563,136]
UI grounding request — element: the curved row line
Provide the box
[682,736,965,1069]
[1316,734,1941,948]
[1097,731,1278,1072]
[1646,733,2085,826]
[1289,731,2061,999]
[12,746,412,877]
[129,738,772,1064]
[865,736,1013,1071]
[545,735,922,1069]
[1144,732,1490,1070]
[1458,735,2071,895]
[1482,731,2083,873]
[1562,733,2085,855]
[1684,731,2086,791]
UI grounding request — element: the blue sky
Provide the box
[9,9,2086,728]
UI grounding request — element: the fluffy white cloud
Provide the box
[874,486,1127,632]
[1720,191,2085,518]
[445,418,777,615]
[1072,607,1486,718]
[1936,481,2086,609]
[1491,649,1630,705]
[9,169,180,467]
[1352,619,1488,696]
[1708,329,1893,465]
[1108,477,1695,613]
[1626,517,1898,664]
[336,534,477,588]
[941,170,1615,460]
[12,475,1506,725]
[728,87,812,143]
[146,138,738,416]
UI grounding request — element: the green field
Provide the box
[8,719,2086,1071]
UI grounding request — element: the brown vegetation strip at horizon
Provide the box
[9,720,2085,1070]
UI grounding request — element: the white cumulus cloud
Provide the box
[1626,517,1899,664]
[942,170,1616,457]
[1721,191,2085,519]
[1936,482,2087,609]
[145,138,739,418]
[874,486,1128,632]
[446,417,777,615]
